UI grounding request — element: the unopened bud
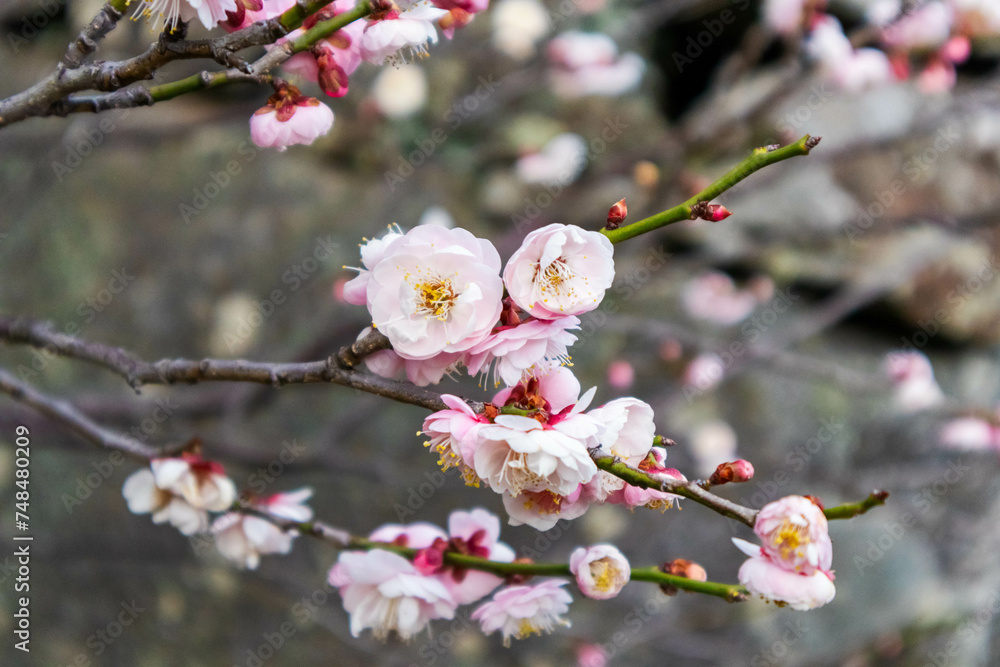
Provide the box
[606,198,627,229]
[690,201,732,222]
[413,537,448,575]
[505,557,535,585]
[803,494,825,511]
[659,558,708,596]
[709,460,755,486]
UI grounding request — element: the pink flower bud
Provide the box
[709,459,755,486]
[606,198,627,229]
[658,558,707,595]
[569,545,630,599]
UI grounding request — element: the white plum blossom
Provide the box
[421,395,491,485]
[883,350,944,412]
[465,316,580,387]
[733,538,837,610]
[585,397,655,502]
[503,223,615,319]
[371,64,429,118]
[364,224,504,359]
[250,87,335,152]
[151,454,237,512]
[440,508,516,604]
[515,133,589,186]
[569,544,630,599]
[491,0,551,59]
[503,484,592,530]
[359,2,448,65]
[762,0,814,35]
[681,271,760,326]
[134,0,238,31]
[546,32,645,98]
[329,549,456,640]
[211,488,314,569]
[939,415,1000,451]
[471,580,572,646]
[122,468,209,535]
[342,225,405,306]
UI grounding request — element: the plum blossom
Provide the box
[682,271,760,326]
[585,397,655,501]
[122,467,209,535]
[515,133,589,186]
[250,84,334,151]
[683,352,726,394]
[371,64,429,117]
[733,538,836,610]
[134,0,238,31]
[883,350,944,412]
[807,16,893,92]
[753,495,833,575]
[762,0,822,36]
[465,315,580,387]
[151,453,237,511]
[439,508,516,604]
[281,7,365,98]
[212,488,314,569]
[503,223,615,319]
[503,484,592,530]
[359,1,448,65]
[421,394,492,485]
[546,32,645,98]
[364,225,504,359]
[328,549,456,640]
[881,1,953,50]
[359,327,464,386]
[688,420,738,479]
[342,224,404,306]
[939,415,1000,451]
[221,0,266,31]
[433,0,489,38]
[603,446,684,511]
[491,0,551,59]
[569,545,630,599]
[606,360,634,390]
[471,579,572,646]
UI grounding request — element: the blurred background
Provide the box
[1,0,1000,664]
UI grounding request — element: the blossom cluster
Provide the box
[732,495,837,610]
[122,453,314,569]
[328,507,631,644]
[765,0,1000,93]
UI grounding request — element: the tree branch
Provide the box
[600,135,821,243]
[0,368,172,459]
[61,2,125,70]
[824,490,890,521]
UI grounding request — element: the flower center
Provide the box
[500,451,547,495]
[516,618,542,639]
[414,277,457,320]
[773,519,808,558]
[590,558,618,592]
[538,259,576,294]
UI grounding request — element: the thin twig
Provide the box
[61,2,125,69]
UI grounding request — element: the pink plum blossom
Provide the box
[503,223,615,319]
[358,327,464,386]
[122,468,209,535]
[421,394,491,485]
[151,453,237,512]
[359,1,447,65]
[939,416,1000,451]
[569,544,630,599]
[503,484,592,530]
[365,225,503,360]
[134,0,238,31]
[515,133,588,186]
[603,446,684,511]
[546,32,645,98]
[883,351,944,412]
[440,508,516,604]
[342,224,404,306]
[585,397,655,502]
[433,0,489,38]
[465,315,580,387]
[471,579,572,646]
[212,488,313,569]
[328,549,456,640]
[881,1,953,50]
[754,495,833,575]
[279,1,364,98]
[683,352,726,393]
[762,0,821,36]
[250,85,335,151]
[606,360,634,391]
[733,538,836,610]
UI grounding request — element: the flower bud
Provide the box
[570,545,630,599]
[709,459,755,486]
[659,558,707,595]
[606,198,627,229]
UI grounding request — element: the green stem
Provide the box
[630,567,747,602]
[601,135,819,244]
[824,490,889,521]
[287,0,372,54]
[110,0,129,12]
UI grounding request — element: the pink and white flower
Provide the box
[359,327,464,386]
[134,0,238,31]
[151,453,237,512]
[212,488,313,569]
[883,350,944,412]
[503,485,592,530]
[762,0,821,36]
[465,315,579,387]
[342,225,405,306]
[753,495,832,575]
[603,446,685,511]
[328,548,456,640]
[733,538,836,610]
[585,397,655,502]
[359,1,448,65]
[471,579,573,646]
[546,32,645,98]
[250,85,335,151]
[432,0,489,38]
[682,271,761,326]
[515,133,588,186]
[122,468,209,535]
[881,1,953,50]
[440,508,516,604]
[939,415,1000,451]
[365,225,504,359]
[503,223,615,319]
[569,544,630,599]
[683,352,726,393]
[421,395,491,485]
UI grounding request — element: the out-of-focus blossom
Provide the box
[364,225,504,359]
[329,549,456,640]
[433,0,489,38]
[122,468,209,535]
[606,360,634,391]
[546,31,645,98]
[576,643,609,667]
[682,271,759,326]
[371,64,429,117]
[151,454,237,511]
[491,0,551,60]
[688,420,738,479]
[883,351,944,412]
[683,352,726,393]
[503,223,615,319]
[881,1,953,50]
[359,2,447,65]
[471,580,572,646]
[762,0,823,36]
[569,544,630,599]
[250,85,334,151]
[212,488,313,569]
[939,415,1000,451]
[951,0,1000,37]
[515,133,589,186]
[441,508,516,604]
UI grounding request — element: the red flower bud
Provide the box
[606,198,627,229]
[413,537,448,575]
[708,459,755,486]
[659,558,708,595]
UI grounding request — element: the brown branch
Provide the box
[0,368,172,459]
[0,316,467,413]
[61,2,125,70]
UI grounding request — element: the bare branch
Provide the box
[61,2,125,69]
